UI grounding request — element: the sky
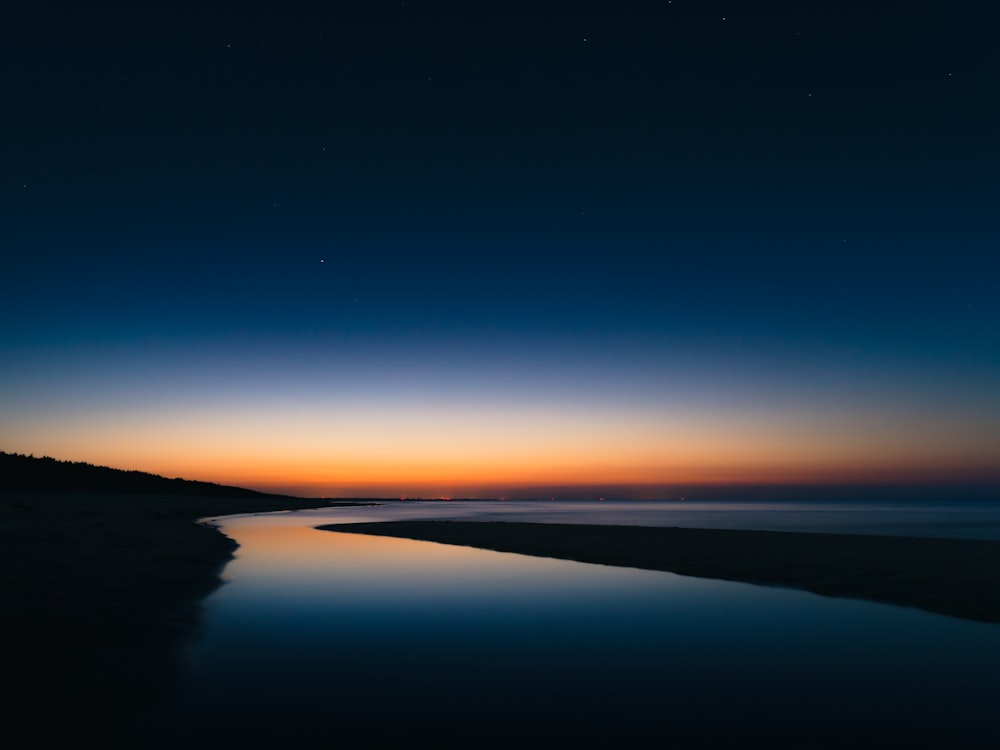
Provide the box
[2,1,998,499]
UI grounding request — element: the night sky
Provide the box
[3,2,998,498]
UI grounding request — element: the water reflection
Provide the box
[151,506,1000,744]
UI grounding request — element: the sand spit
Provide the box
[327,520,1000,624]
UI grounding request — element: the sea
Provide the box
[142,499,1000,745]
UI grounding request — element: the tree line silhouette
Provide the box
[0,451,283,497]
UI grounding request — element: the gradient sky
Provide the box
[2,2,998,498]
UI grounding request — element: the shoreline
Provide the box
[327,520,1000,624]
[0,488,364,732]
[8,488,1000,735]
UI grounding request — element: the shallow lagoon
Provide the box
[149,501,1000,744]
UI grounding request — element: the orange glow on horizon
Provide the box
[13,429,1000,498]
[5,394,997,498]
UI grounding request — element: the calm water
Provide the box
[147,501,1000,744]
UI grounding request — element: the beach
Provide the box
[0,488,352,733]
[6,489,1000,739]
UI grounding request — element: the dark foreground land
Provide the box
[329,520,1000,624]
[0,487,356,734]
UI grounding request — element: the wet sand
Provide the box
[0,488,359,734]
[328,520,1000,624]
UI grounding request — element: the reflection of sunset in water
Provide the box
[214,512,657,599]
[215,518,560,585]
[223,521,501,578]
[155,504,1000,744]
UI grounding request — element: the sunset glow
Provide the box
[3,336,996,497]
[2,3,997,500]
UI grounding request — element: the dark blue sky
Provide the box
[3,2,998,496]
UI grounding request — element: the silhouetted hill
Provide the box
[0,451,290,498]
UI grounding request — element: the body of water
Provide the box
[287,497,1000,539]
[145,500,1000,744]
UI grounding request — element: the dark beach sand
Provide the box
[0,488,358,735]
[327,520,1000,624]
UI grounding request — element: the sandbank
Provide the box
[326,520,1000,623]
